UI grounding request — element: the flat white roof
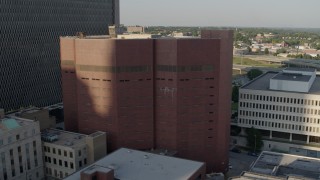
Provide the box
[250,151,320,179]
[65,148,204,180]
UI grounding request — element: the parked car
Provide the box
[231,148,241,153]
[247,151,259,157]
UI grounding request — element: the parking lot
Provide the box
[226,151,258,178]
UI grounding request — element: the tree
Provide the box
[247,47,252,53]
[247,69,263,80]
[276,48,287,54]
[232,86,239,103]
[246,127,263,152]
[264,48,269,55]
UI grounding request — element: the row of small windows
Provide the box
[46,167,68,179]
[240,93,320,106]
[0,129,36,146]
[156,77,214,81]
[43,146,74,158]
[239,118,320,133]
[240,102,320,115]
[81,78,111,82]
[157,65,214,72]
[239,110,320,124]
[77,65,152,73]
[80,77,215,82]
[1,141,38,180]
[44,156,75,169]
[120,79,152,82]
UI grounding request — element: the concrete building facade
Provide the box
[126,26,145,34]
[60,30,233,173]
[0,0,119,112]
[0,115,44,180]
[42,129,106,179]
[237,68,320,157]
[12,107,56,131]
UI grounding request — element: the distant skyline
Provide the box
[120,0,320,28]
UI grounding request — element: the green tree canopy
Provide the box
[246,127,263,152]
[232,86,239,103]
[247,69,263,80]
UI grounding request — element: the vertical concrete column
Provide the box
[270,130,273,139]
[307,135,310,144]
[289,133,292,142]
[240,127,246,136]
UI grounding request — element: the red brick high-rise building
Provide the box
[60,30,233,173]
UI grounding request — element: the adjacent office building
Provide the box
[60,30,233,173]
[237,68,320,157]
[42,129,106,179]
[0,110,44,180]
[126,26,145,34]
[65,148,206,180]
[0,0,119,112]
[230,151,320,180]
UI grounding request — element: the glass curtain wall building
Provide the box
[0,0,119,111]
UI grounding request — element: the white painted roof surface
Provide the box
[65,148,204,180]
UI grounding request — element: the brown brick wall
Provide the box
[61,31,233,173]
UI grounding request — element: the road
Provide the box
[227,151,258,178]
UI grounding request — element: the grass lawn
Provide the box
[233,57,282,68]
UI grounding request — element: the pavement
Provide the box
[226,151,258,178]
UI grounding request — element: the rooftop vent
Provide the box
[64,141,73,146]
[41,133,58,142]
[76,32,86,39]
[107,164,117,170]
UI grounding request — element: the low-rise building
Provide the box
[235,68,320,156]
[230,151,320,179]
[117,33,161,39]
[126,26,145,34]
[64,148,206,180]
[42,129,106,179]
[0,109,45,180]
[12,107,56,130]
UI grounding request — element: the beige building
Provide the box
[13,107,56,130]
[117,33,161,39]
[236,68,320,157]
[126,26,144,33]
[0,109,45,180]
[42,129,106,179]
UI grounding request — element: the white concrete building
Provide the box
[0,110,44,180]
[42,129,106,179]
[236,68,320,157]
[230,151,320,180]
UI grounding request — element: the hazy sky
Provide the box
[120,0,320,28]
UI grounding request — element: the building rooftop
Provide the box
[41,129,105,149]
[250,151,320,180]
[65,148,205,180]
[41,129,87,148]
[271,73,312,82]
[62,35,204,40]
[0,117,35,134]
[285,67,316,72]
[242,72,320,95]
[229,171,286,180]
[284,59,320,70]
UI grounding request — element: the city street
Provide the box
[226,151,258,178]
